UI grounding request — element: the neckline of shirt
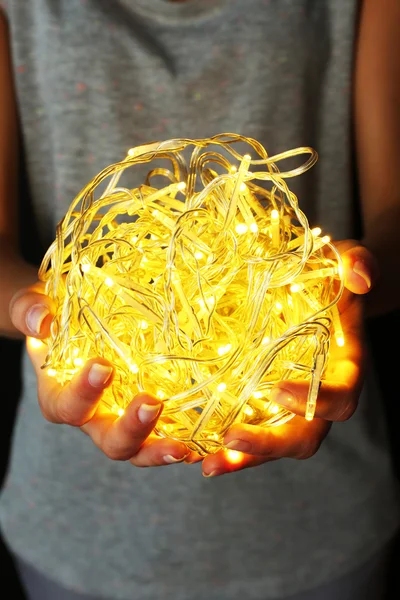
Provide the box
[133,0,229,26]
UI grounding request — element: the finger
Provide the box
[184,450,203,464]
[269,375,361,421]
[10,288,55,338]
[225,417,328,458]
[202,418,330,476]
[129,435,190,467]
[202,448,273,477]
[339,243,378,295]
[27,338,114,425]
[81,393,165,460]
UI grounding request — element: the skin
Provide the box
[1,0,400,475]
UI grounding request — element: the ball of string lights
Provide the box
[38,134,344,456]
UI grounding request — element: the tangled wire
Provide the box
[39,134,344,455]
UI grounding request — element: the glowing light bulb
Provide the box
[311,227,322,236]
[244,406,254,416]
[217,383,227,393]
[117,408,125,417]
[250,223,258,233]
[218,344,232,356]
[81,264,90,273]
[290,283,303,293]
[269,404,279,415]
[275,302,283,311]
[194,252,204,260]
[240,183,247,192]
[140,320,149,330]
[105,277,114,287]
[177,181,186,191]
[261,337,270,345]
[253,391,263,399]
[73,357,84,367]
[156,390,166,399]
[128,362,139,374]
[271,209,280,247]
[235,223,248,235]
[47,369,57,377]
[226,449,244,464]
[336,334,345,347]
[28,337,43,349]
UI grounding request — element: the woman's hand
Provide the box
[9,285,190,467]
[201,241,378,477]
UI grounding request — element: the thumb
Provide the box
[9,284,55,338]
[334,240,379,295]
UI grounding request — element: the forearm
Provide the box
[0,12,37,337]
[0,241,38,338]
[354,0,400,320]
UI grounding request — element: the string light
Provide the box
[38,134,344,456]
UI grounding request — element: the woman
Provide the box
[0,1,399,598]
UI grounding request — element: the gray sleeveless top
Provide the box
[1,1,399,599]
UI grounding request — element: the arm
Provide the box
[354,0,400,318]
[0,10,37,338]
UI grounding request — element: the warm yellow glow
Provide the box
[235,223,248,235]
[336,334,345,347]
[39,135,344,456]
[28,337,43,349]
[226,449,244,464]
[217,344,232,356]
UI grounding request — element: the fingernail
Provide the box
[353,261,371,289]
[88,364,113,388]
[138,403,162,424]
[26,304,50,335]
[225,439,252,453]
[203,469,223,478]
[270,387,297,409]
[163,454,186,464]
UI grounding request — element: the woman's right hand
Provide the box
[9,286,190,467]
